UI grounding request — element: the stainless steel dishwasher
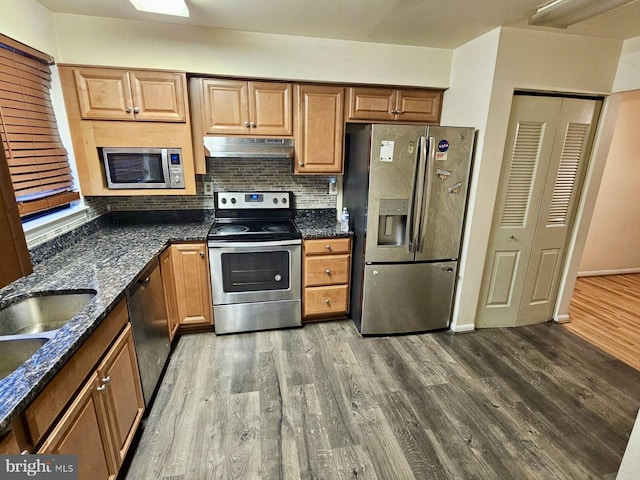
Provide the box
[127,256,171,407]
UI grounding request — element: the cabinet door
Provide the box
[294,84,345,174]
[395,89,442,123]
[304,285,349,318]
[346,87,396,121]
[74,68,134,121]
[201,79,249,134]
[160,247,179,341]
[97,324,144,469]
[39,373,116,480]
[171,243,213,327]
[129,71,187,122]
[248,82,293,135]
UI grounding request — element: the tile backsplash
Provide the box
[102,157,337,211]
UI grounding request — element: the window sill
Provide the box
[22,202,91,249]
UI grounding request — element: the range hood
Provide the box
[203,137,294,159]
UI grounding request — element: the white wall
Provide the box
[51,14,452,88]
[613,36,640,93]
[439,28,501,332]
[451,27,622,331]
[579,91,640,275]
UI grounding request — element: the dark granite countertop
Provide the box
[0,208,350,433]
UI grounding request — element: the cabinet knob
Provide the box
[250,122,256,128]
[325,245,332,251]
[325,269,331,275]
[298,160,304,166]
[244,121,250,127]
[133,106,140,114]
[509,234,517,240]
[102,375,111,385]
[200,251,205,258]
[97,384,107,393]
[126,106,132,113]
[324,298,331,305]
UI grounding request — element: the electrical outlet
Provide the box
[203,181,213,195]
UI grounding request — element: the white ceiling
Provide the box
[36,0,640,49]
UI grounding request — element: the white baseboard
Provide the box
[553,314,570,324]
[578,267,640,277]
[450,323,475,333]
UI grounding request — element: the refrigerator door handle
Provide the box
[415,136,436,253]
[406,136,422,254]
[410,136,428,254]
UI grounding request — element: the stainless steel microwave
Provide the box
[100,147,185,189]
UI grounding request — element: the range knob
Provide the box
[273,198,279,204]
[221,198,227,205]
[282,197,287,204]
[230,197,237,204]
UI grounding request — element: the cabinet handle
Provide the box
[126,106,132,113]
[102,375,111,385]
[97,384,107,393]
[20,450,30,455]
[325,269,331,275]
[250,122,256,128]
[325,245,332,251]
[133,106,140,114]
[298,160,304,166]
[200,251,205,258]
[244,121,250,127]
[324,298,331,305]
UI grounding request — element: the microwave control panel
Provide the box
[167,149,185,188]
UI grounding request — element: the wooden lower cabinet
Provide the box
[39,324,143,479]
[0,418,31,455]
[39,372,117,480]
[303,237,352,321]
[161,243,213,331]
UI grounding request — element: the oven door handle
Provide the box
[208,239,302,248]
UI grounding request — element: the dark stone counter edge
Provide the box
[0,208,349,433]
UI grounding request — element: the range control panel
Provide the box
[215,191,292,209]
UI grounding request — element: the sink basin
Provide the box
[0,292,96,336]
[0,337,48,379]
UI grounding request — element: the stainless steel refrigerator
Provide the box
[344,124,475,335]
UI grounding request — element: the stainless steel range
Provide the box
[207,191,302,334]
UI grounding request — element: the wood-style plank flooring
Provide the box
[122,321,640,480]
[565,274,640,371]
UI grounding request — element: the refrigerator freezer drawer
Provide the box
[360,261,457,335]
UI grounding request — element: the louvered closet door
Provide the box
[517,97,601,325]
[476,95,600,328]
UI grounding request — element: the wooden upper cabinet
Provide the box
[200,78,292,135]
[73,67,187,122]
[294,84,345,175]
[347,86,442,124]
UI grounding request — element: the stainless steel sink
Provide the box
[0,337,48,379]
[0,291,96,336]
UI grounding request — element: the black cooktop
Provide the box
[208,218,301,242]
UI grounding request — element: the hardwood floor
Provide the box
[122,321,640,480]
[565,274,640,371]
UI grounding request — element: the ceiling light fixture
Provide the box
[529,0,638,28]
[129,0,190,18]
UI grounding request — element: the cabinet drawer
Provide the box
[304,285,349,317]
[304,238,351,256]
[304,255,350,286]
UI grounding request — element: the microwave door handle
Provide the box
[415,137,436,253]
[406,137,422,254]
[161,149,171,187]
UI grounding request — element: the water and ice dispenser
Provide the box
[377,199,408,246]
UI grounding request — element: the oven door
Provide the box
[208,241,301,305]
